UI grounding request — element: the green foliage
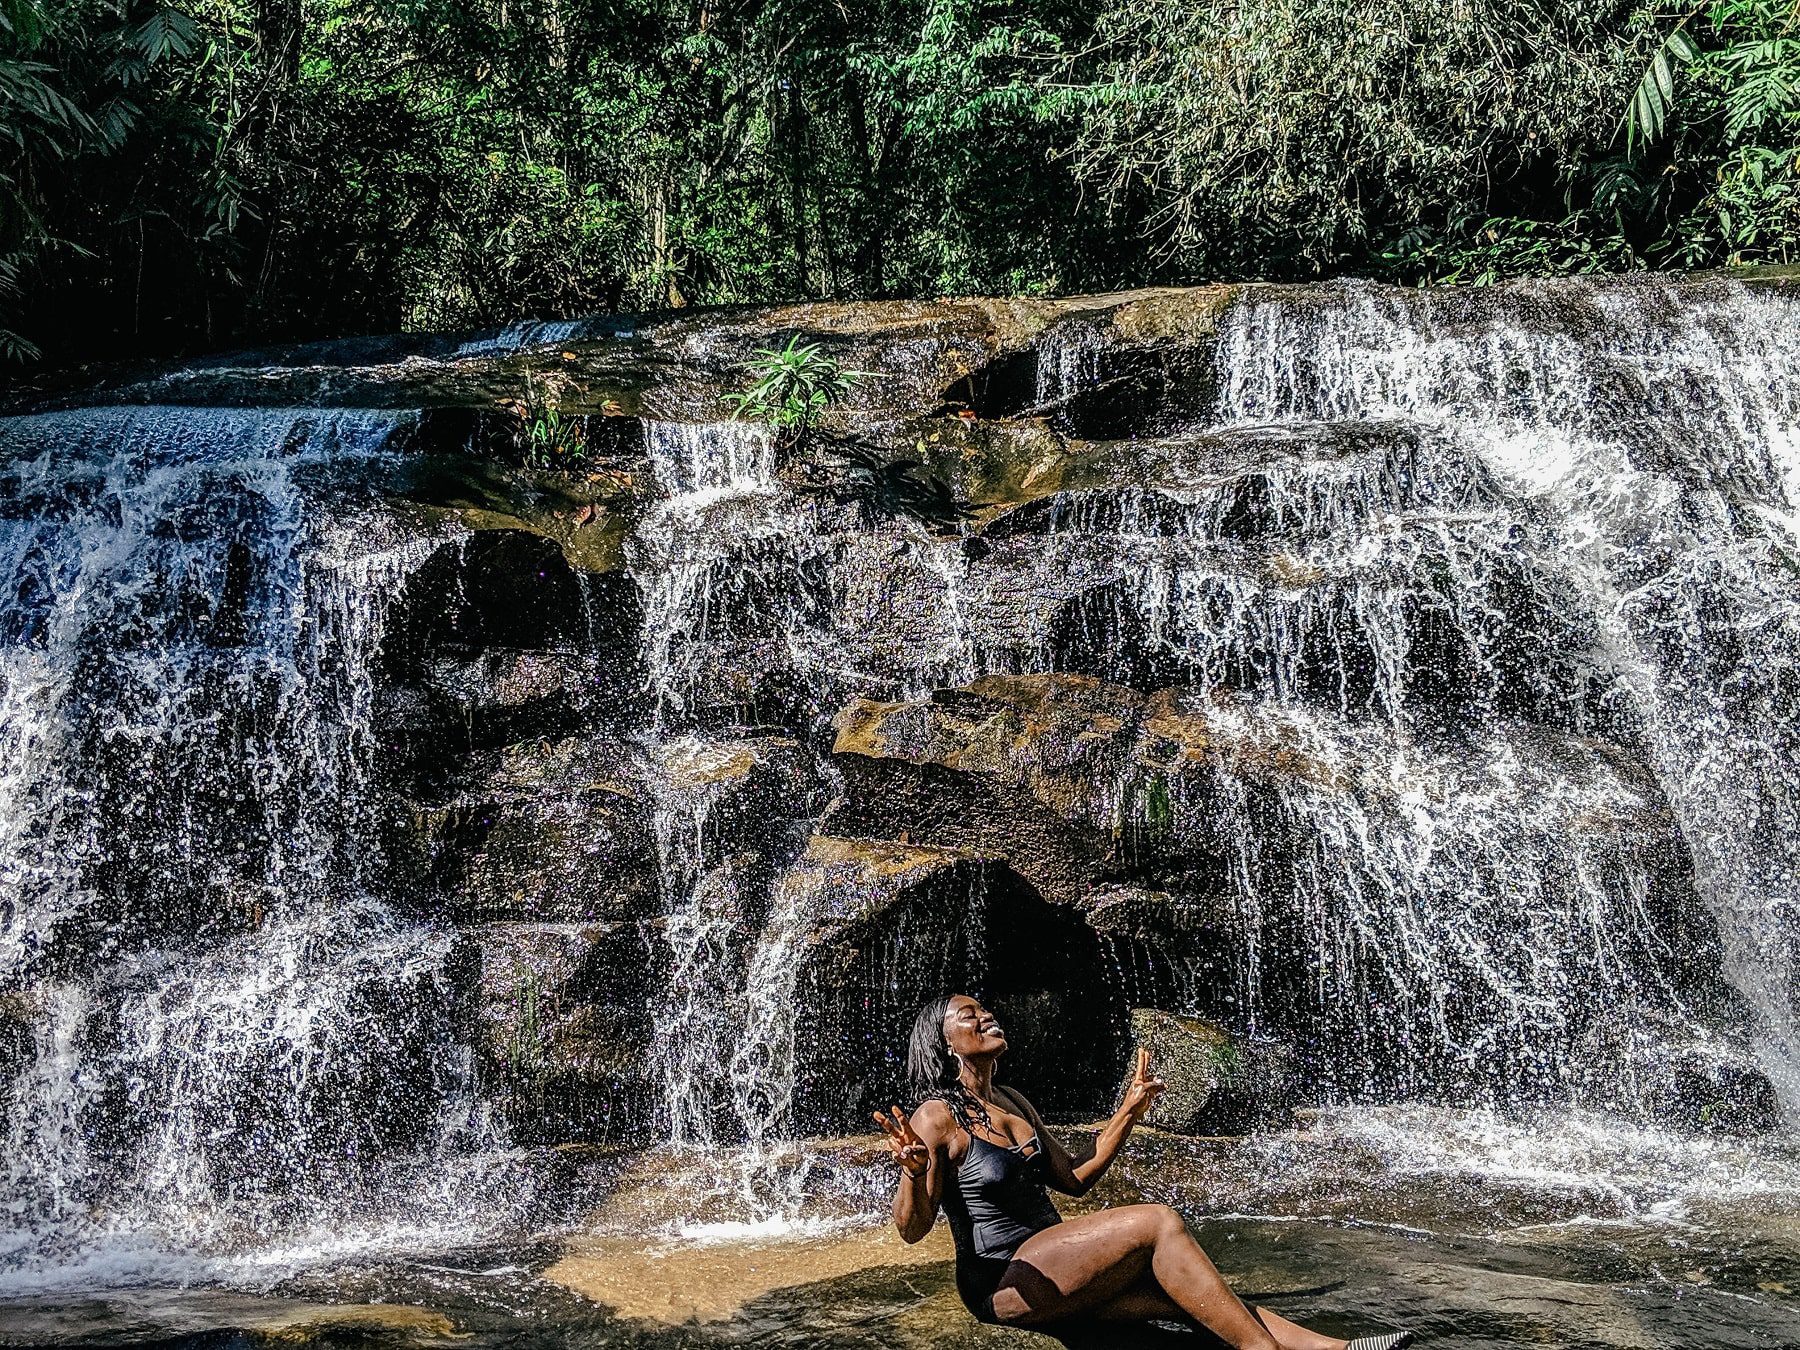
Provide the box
[1623,25,1704,153]
[1139,772,1173,833]
[1621,0,1800,267]
[5,0,1798,363]
[518,374,590,473]
[1056,0,1646,276]
[726,335,866,449]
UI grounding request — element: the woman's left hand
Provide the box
[1120,1046,1166,1123]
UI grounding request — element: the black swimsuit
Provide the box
[940,1129,1064,1322]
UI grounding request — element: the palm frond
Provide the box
[132,7,197,64]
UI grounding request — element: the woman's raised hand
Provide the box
[874,1105,929,1177]
[1121,1046,1167,1124]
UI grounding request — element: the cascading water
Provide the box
[959,419,1668,1101]
[5,280,1800,1343]
[0,407,513,1286]
[452,317,595,360]
[628,421,835,1224]
[1036,318,1106,408]
[1206,279,1800,1110]
[645,735,765,1150]
[597,280,1800,1143]
[641,418,776,498]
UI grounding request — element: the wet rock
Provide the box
[0,991,39,1088]
[464,921,653,1143]
[872,418,1086,515]
[414,648,630,748]
[832,672,1622,912]
[826,675,1333,906]
[403,734,658,923]
[376,527,644,760]
[411,530,589,648]
[19,285,1254,428]
[394,464,638,576]
[1578,1011,1784,1136]
[784,836,1129,1130]
[1123,1008,1297,1135]
[786,836,997,1130]
[1660,1044,1783,1135]
[249,1301,466,1345]
[791,834,988,931]
[828,674,1146,905]
[613,731,829,942]
[951,536,1178,686]
[1082,883,1232,946]
[384,529,642,672]
[651,732,823,816]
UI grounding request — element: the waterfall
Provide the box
[452,317,594,359]
[0,407,495,1281]
[3,278,1796,1287]
[642,418,776,498]
[622,295,1776,1119]
[645,735,764,1149]
[629,422,829,1221]
[1036,319,1106,407]
[1206,278,1800,1109]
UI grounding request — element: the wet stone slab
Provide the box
[5,1210,1799,1350]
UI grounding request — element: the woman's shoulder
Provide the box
[909,1097,955,1139]
[994,1084,1042,1121]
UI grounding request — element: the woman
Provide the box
[875,994,1412,1350]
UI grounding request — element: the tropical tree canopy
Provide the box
[2,0,1795,364]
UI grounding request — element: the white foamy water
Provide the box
[643,418,776,497]
[452,317,592,359]
[1208,278,1800,1112]
[0,406,511,1289]
[5,277,1799,1296]
[1230,1104,1800,1232]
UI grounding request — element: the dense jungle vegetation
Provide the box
[1,0,1796,364]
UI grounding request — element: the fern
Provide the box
[131,7,196,64]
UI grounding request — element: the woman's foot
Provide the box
[1347,1334,1414,1350]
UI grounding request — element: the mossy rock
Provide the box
[1124,1008,1296,1136]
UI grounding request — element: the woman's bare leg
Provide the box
[1251,1304,1347,1350]
[988,1204,1339,1350]
[1090,1276,1346,1350]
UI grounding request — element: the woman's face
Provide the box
[943,995,1007,1059]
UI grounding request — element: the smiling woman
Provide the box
[875,995,1413,1350]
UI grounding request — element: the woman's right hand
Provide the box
[1120,1047,1167,1124]
[874,1105,929,1177]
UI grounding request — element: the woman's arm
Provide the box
[877,1101,951,1243]
[1000,1048,1165,1197]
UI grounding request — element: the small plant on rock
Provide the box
[515,371,590,472]
[726,334,868,452]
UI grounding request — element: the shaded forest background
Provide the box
[2,0,1795,365]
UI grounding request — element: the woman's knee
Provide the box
[1129,1202,1188,1242]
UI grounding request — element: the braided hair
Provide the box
[906,994,992,1134]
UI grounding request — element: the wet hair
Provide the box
[906,994,992,1133]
